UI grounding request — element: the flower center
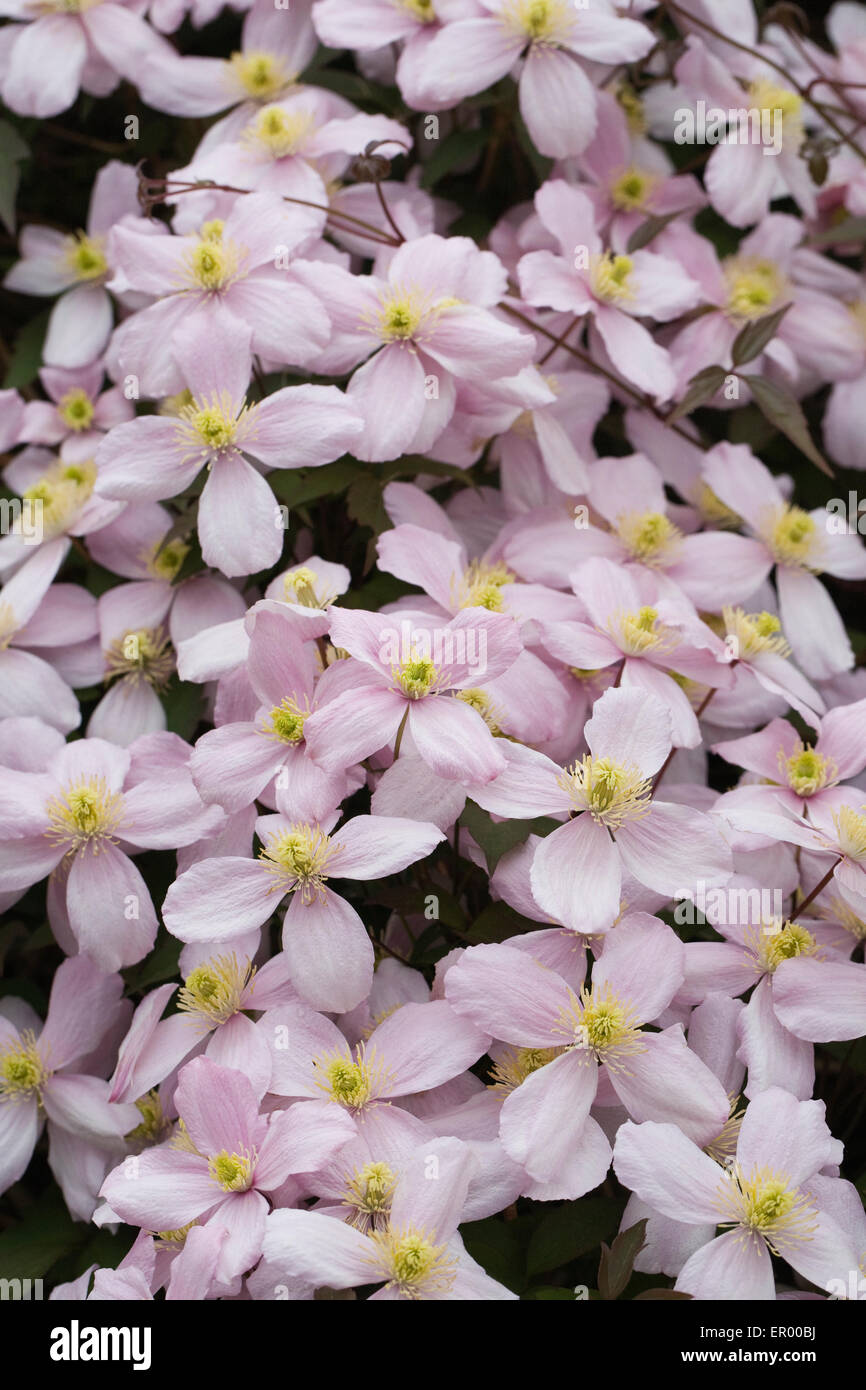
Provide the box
[454,559,513,611]
[265,698,307,744]
[456,688,502,734]
[177,391,252,460]
[560,755,653,829]
[314,1045,383,1109]
[259,823,338,900]
[282,565,329,608]
[370,1227,457,1298]
[178,954,254,1029]
[501,0,573,42]
[753,918,818,974]
[614,510,682,566]
[489,1045,561,1094]
[765,503,818,569]
[185,224,244,292]
[64,232,107,282]
[57,387,95,432]
[45,777,124,853]
[616,83,646,135]
[716,1165,817,1255]
[229,50,290,100]
[104,626,174,690]
[22,459,96,538]
[697,482,741,528]
[609,605,674,657]
[342,1162,397,1228]
[610,167,657,211]
[724,255,787,320]
[127,1090,172,1145]
[400,0,436,22]
[833,804,866,862]
[247,104,314,157]
[590,251,635,303]
[208,1149,254,1192]
[394,656,438,698]
[146,538,190,581]
[0,1031,49,1102]
[779,744,835,797]
[722,606,790,659]
[557,983,645,1069]
[747,78,804,145]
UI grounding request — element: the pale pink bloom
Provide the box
[702,444,866,678]
[713,702,866,818]
[773,955,866,1043]
[0,956,137,1218]
[444,916,730,1190]
[0,445,125,578]
[101,1056,356,1284]
[263,1135,516,1299]
[50,1225,231,1302]
[4,162,142,367]
[107,191,329,397]
[414,0,653,158]
[302,605,524,783]
[577,89,706,248]
[162,812,445,1011]
[17,360,134,462]
[137,0,317,118]
[95,319,363,577]
[532,556,735,748]
[0,0,169,118]
[674,35,820,226]
[0,388,25,449]
[290,233,537,460]
[468,686,732,933]
[614,1088,856,1300]
[666,216,864,393]
[517,181,702,400]
[260,998,488,1149]
[190,602,360,822]
[0,538,96,731]
[0,736,223,971]
[722,788,866,907]
[488,367,607,495]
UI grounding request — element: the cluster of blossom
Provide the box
[1,0,866,1303]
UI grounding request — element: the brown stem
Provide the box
[792,858,842,920]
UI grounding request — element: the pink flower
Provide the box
[16,360,134,462]
[415,1,654,158]
[0,736,223,971]
[613,1087,857,1299]
[163,812,445,1010]
[469,686,732,934]
[95,321,363,577]
[291,233,537,460]
[302,605,524,783]
[4,162,142,367]
[262,1135,517,1299]
[101,1056,356,1284]
[0,956,137,1218]
[517,181,702,399]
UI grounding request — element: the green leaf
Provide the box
[527,1197,621,1276]
[346,472,389,535]
[626,211,681,253]
[162,677,203,741]
[741,373,833,475]
[730,303,792,366]
[460,1217,526,1294]
[598,1218,648,1300]
[666,365,727,422]
[269,458,358,509]
[3,309,50,390]
[420,128,489,189]
[0,1190,87,1281]
[460,800,558,874]
[464,901,538,944]
[523,1286,579,1299]
[124,931,181,992]
[0,120,28,234]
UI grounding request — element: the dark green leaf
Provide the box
[0,1190,86,1281]
[730,303,791,366]
[742,373,833,475]
[666,365,728,422]
[626,211,681,253]
[3,309,50,390]
[598,1218,648,1300]
[420,128,489,189]
[633,1288,693,1299]
[527,1197,621,1276]
[460,800,558,873]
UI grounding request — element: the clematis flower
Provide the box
[466,686,732,934]
[415,0,654,158]
[100,1056,357,1284]
[0,736,223,971]
[16,360,135,462]
[95,318,363,577]
[302,605,524,783]
[701,444,866,679]
[162,812,445,1011]
[0,956,137,1219]
[107,191,330,397]
[262,1135,516,1299]
[517,181,702,399]
[445,918,731,1179]
[4,161,142,368]
[613,1087,857,1299]
[290,233,537,460]
[0,445,125,578]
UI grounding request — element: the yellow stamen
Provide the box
[178,954,255,1030]
[614,510,682,566]
[559,755,653,830]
